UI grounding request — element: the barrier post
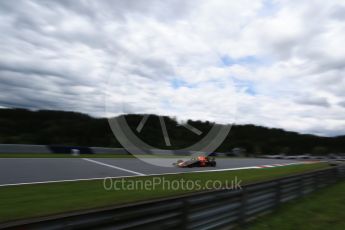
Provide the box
[275,180,281,207]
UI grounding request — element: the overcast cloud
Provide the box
[0,0,345,136]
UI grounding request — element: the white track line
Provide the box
[0,175,141,187]
[167,166,261,173]
[82,158,146,176]
[0,161,319,187]
[0,166,260,187]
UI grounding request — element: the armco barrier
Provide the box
[0,144,51,154]
[1,165,345,230]
[0,144,128,155]
[0,144,205,155]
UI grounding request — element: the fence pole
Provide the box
[275,180,281,207]
[298,176,304,197]
[314,171,319,190]
[181,200,190,229]
[239,188,248,225]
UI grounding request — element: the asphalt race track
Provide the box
[0,157,307,186]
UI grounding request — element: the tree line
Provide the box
[0,108,344,155]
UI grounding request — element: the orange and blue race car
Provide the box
[173,156,216,168]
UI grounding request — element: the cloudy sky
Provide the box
[0,0,345,136]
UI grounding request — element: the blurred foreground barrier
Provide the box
[2,166,345,230]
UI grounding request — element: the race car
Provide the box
[173,156,216,168]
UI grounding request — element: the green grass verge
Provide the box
[247,179,345,230]
[0,163,329,223]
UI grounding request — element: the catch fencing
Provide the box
[2,165,345,230]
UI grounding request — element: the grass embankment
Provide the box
[248,180,345,230]
[0,163,329,223]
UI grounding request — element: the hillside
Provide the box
[0,108,344,155]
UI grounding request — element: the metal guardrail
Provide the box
[260,154,345,161]
[2,166,345,230]
[0,144,200,155]
[0,144,129,155]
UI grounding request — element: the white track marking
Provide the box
[172,166,259,172]
[0,175,139,187]
[0,161,319,187]
[82,158,145,176]
[0,166,261,187]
